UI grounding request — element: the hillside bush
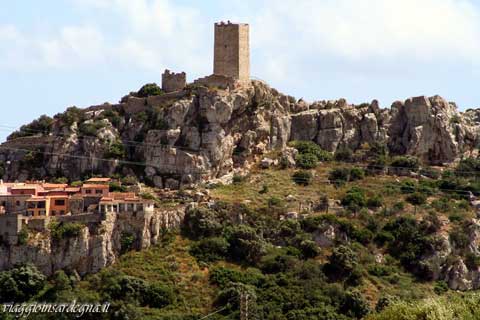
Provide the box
[295,153,318,169]
[49,222,84,241]
[7,115,54,140]
[341,187,367,212]
[190,237,229,262]
[334,147,354,162]
[137,83,163,97]
[289,140,332,161]
[292,170,313,186]
[390,156,420,171]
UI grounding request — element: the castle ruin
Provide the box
[162,69,187,93]
[167,21,251,90]
[214,21,250,82]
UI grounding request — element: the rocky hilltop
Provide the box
[0,80,479,185]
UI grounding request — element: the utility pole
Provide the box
[240,292,249,320]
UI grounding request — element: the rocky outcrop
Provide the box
[0,208,185,276]
[388,95,477,164]
[1,80,480,186]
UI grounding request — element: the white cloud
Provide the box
[2,0,480,82]
[245,0,480,61]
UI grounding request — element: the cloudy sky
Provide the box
[2,0,480,141]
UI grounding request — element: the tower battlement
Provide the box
[162,69,186,93]
[213,21,250,82]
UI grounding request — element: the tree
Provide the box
[341,187,367,213]
[406,192,427,213]
[145,283,175,308]
[324,245,358,280]
[296,153,318,169]
[137,83,163,97]
[181,207,223,239]
[341,290,371,318]
[292,170,313,186]
[190,237,229,262]
[0,265,46,302]
[227,225,267,264]
[334,147,353,162]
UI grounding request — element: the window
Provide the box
[95,189,103,194]
[60,210,65,215]
[100,205,106,213]
[27,202,35,209]
[51,211,56,216]
[86,189,92,194]
[37,201,46,209]
[137,204,144,211]
[16,201,20,206]
[127,204,134,211]
[54,199,65,206]
[40,211,46,216]
[119,204,126,212]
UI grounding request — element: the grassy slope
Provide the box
[67,161,476,318]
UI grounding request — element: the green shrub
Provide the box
[289,140,332,161]
[17,227,29,245]
[334,147,353,162]
[367,194,384,209]
[433,280,449,295]
[120,231,136,254]
[392,201,405,212]
[324,245,358,280]
[182,208,222,240]
[465,252,480,270]
[329,168,351,186]
[106,141,126,159]
[456,157,480,177]
[349,167,365,181]
[137,83,163,97]
[102,109,122,127]
[232,174,245,184]
[295,153,318,169]
[420,167,441,179]
[56,106,86,127]
[390,156,420,171]
[0,265,46,302]
[190,237,229,262]
[121,175,139,185]
[341,187,367,212]
[292,170,313,186]
[49,222,84,241]
[259,185,269,194]
[70,180,83,187]
[406,192,427,212]
[449,226,470,250]
[145,283,175,308]
[7,115,54,140]
[226,225,267,264]
[340,290,371,319]
[78,120,106,137]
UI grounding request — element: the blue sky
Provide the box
[2,0,480,142]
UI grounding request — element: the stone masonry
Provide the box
[162,69,186,93]
[214,21,250,82]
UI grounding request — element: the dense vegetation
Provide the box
[3,141,480,319]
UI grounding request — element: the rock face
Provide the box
[0,209,184,276]
[388,95,476,164]
[1,81,480,186]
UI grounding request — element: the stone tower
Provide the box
[213,21,250,82]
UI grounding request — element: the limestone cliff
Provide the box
[0,209,184,276]
[1,81,480,186]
